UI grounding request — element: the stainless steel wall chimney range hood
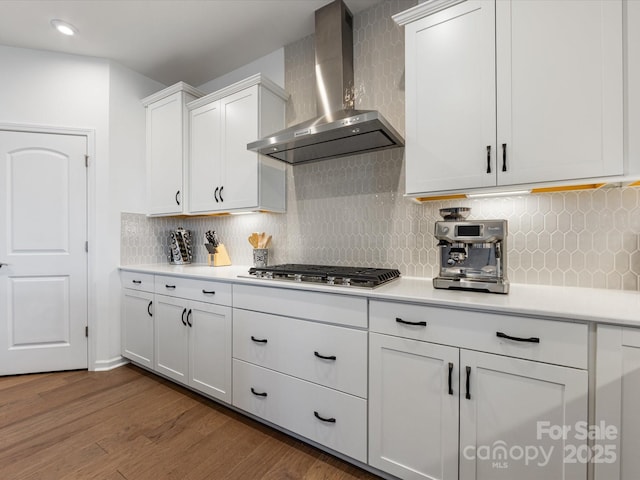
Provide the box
[247,0,404,165]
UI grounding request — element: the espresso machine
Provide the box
[433,208,509,294]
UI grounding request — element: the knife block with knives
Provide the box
[205,230,231,267]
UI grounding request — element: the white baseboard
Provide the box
[91,356,130,371]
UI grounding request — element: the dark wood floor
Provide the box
[0,364,382,480]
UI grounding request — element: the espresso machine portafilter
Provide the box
[433,208,509,294]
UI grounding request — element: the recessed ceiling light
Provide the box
[51,19,78,36]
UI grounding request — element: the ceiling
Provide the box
[0,0,381,87]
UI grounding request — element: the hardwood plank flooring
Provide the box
[0,365,382,480]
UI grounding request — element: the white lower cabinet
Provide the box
[595,325,640,480]
[369,333,459,480]
[369,301,589,480]
[121,272,155,369]
[231,284,368,463]
[233,359,367,462]
[122,288,155,369]
[155,294,231,402]
[459,350,588,480]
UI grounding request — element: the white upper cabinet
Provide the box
[142,83,204,216]
[395,0,623,196]
[401,1,497,194]
[626,0,640,177]
[495,0,623,186]
[188,74,287,214]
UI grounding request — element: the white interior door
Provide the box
[0,130,88,375]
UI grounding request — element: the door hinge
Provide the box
[85,241,88,252]
[85,326,89,337]
[85,155,89,167]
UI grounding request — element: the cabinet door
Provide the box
[146,92,185,215]
[189,100,223,213]
[369,333,459,480]
[459,350,588,480]
[219,86,259,210]
[595,325,640,480]
[121,289,154,368]
[154,295,189,383]
[188,301,232,403]
[496,0,623,185]
[405,0,496,195]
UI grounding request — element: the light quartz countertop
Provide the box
[120,264,640,327]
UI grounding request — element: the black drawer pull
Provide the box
[502,143,507,172]
[496,331,540,343]
[396,317,427,327]
[175,190,181,205]
[486,145,491,174]
[251,388,267,397]
[214,186,219,203]
[132,280,142,284]
[448,362,454,395]
[165,285,176,289]
[465,366,471,400]
[147,301,153,317]
[314,411,336,423]
[314,351,337,361]
[181,308,187,326]
[202,289,216,295]
[251,336,268,344]
[186,309,193,327]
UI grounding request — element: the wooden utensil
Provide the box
[248,233,259,248]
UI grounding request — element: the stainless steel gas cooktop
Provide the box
[244,264,401,288]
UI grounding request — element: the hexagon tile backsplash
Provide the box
[121,0,640,291]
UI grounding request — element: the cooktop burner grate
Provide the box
[247,264,401,288]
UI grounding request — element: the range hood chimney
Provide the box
[247,0,404,165]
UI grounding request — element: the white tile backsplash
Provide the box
[122,0,640,292]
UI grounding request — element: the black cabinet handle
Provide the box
[486,145,491,173]
[165,285,176,289]
[147,301,153,317]
[465,366,471,400]
[314,351,337,361]
[314,411,336,423]
[502,143,507,172]
[396,317,427,327]
[251,336,268,344]
[186,309,192,327]
[219,185,224,202]
[202,289,216,295]
[496,331,540,343]
[448,362,454,395]
[214,186,219,203]
[251,387,267,397]
[181,308,187,326]
[132,280,142,284]
[175,190,181,205]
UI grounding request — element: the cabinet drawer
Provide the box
[121,271,155,292]
[233,284,367,328]
[370,301,588,369]
[233,309,367,398]
[232,359,367,462]
[154,275,232,306]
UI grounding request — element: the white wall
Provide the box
[197,48,285,93]
[105,62,164,368]
[0,45,163,370]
